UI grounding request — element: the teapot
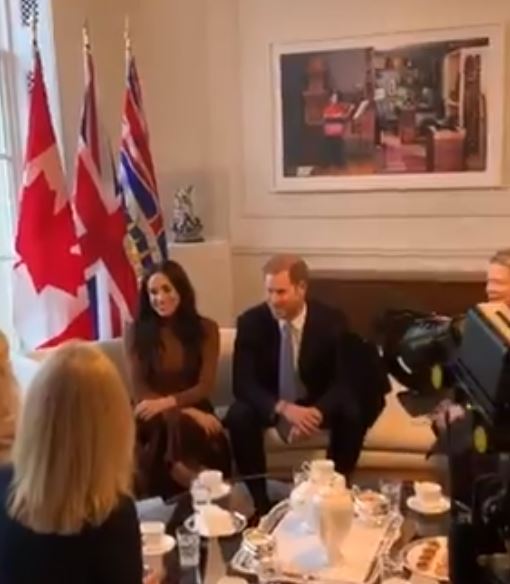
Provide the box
[289,459,353,565]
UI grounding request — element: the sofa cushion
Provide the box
[266,447,437,474]
[363,380,435,453]
[215,328,235,406]
[261,377,435,456]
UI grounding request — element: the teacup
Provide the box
[198,469,224,492]
[414,481,442,507]
[140,521,165,548]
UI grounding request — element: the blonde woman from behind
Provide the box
[0,331,19,465]
[0,342,154,584]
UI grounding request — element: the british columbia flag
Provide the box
[119,35,168,275]
[72,27,138,339]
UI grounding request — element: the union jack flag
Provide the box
[72,27,138,339]
[119,35,167,275]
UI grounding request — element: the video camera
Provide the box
[378,302,510,583]
[379,303,510,437]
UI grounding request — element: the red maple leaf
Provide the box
[15,171,86,295]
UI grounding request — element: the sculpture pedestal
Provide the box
[168,239,234,326]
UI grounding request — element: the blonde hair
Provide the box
[490,248,510,269]
[9,342,134,534]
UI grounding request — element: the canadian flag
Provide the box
[13,49,92,350]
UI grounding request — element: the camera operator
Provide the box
[430,249,510,510]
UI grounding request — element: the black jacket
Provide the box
[232,300,389,427]
[0,465,143,584]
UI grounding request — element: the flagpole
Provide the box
[124,14,132,79]
[30,4,38,54]
[124,15,131,55]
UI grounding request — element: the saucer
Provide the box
[185,509,247,538]
[142,534,176,556]
[406,495,450,515]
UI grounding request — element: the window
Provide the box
[0,0,68,347]
[0,0,59,346]
[0,0,21,343]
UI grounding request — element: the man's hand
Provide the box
[280,403,323,438]
[135,396,176,421]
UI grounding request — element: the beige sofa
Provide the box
[14,328,438,480]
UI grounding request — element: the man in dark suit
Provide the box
[225,254,388,515]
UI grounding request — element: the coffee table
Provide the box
[155,475,450,583]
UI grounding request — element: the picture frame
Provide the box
[272,24,504,192]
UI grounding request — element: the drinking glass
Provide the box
[256,539,278,584]
[380,480,402,516]
[379,553,408,584]
[176,525,200,568]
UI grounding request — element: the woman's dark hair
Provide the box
[131,260,205,385]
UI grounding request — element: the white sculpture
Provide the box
[171,185,204,243]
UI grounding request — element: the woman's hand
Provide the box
[182,408,223,436]
[135,396,177,421]
[143,569,160,584]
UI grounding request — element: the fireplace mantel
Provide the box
[309,269,485,339]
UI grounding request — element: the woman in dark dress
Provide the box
[126,260,231,498]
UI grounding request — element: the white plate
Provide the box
[402,535,449,581]
[185,510,247,538]
[406,495,450,515]
[142,534,176,556]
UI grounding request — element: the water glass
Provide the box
[256,539,278,584]
[176,525,200,568]
[380,480,402,515]
[379,553,408,584]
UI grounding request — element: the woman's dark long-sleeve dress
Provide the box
[126,317,231,498]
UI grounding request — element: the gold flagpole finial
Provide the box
[124,15,132,55]
[82,21,91,51]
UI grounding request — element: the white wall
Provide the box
[50,0,234,239]
[229,0,510,311]
[49,0,510,315]
[51,0,139,181]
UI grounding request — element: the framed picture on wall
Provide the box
[272,24,504,192]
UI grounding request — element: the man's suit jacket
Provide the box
[232,300,389,427]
